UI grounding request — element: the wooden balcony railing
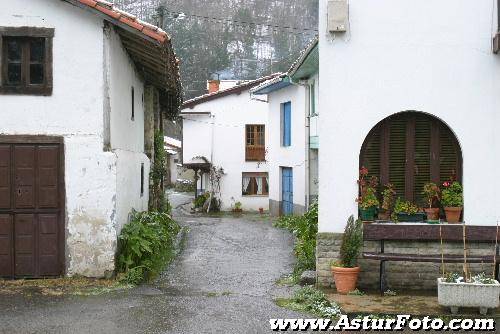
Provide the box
[246,146,265,161]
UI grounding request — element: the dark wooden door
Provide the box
[0,140,63,278]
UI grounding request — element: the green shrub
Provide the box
[275,202,318,275]
[117,210,180,284]
[338,215,363,268]
[194,192,209,208]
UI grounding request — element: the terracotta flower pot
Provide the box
[424,207,440,220]
[444,207,462,223]
[331,266,360,294]
[378,211,390,220]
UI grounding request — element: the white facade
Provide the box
[265,84,308,215]
[318,0,500,232]
[1,0,150,276]
[182,90,270,211]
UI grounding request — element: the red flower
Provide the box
[443,181,450,187]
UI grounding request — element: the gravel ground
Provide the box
[0,192,307,334]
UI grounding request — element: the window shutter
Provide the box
[439,124,460,185]
[414,116,431,206]
[361,126,381,186]
[283,102,292,146]
[360,112,461,206]
[388,117,407,200]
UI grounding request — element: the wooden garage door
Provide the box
[0,139,64,278]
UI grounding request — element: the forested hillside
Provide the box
[114,0,318,99]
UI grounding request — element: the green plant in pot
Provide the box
[422,182,441,221]
[233,201,243,213]
[441,181,463,223]
[331,216,363,294]
[392,198,424,222]
[379,183,396,221]
[356,167,379,221]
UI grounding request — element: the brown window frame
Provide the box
[0,27,54,96]
[242,172,269,196]
[245,124,266,161]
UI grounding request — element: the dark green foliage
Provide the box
[275,202,318,275]
[150,131,171,214]
[117,211,180,284]
[339,216,363,268]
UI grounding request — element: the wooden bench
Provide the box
[362,223,500,294]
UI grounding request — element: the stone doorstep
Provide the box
[322,289,500,318]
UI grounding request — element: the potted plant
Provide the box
[422,182,441,221]
[379,183,396,220]
[441,181,463,223]
[331,215,363,294]
[438,272,500,315]
[356,167,379,221]
[233,201,243,213]
[392,198,425,222]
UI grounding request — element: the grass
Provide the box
[275,273,300,286]
[0,277,132,296]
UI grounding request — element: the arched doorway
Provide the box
[360,112,462,207]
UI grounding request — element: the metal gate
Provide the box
[0,136,64,278]
[281,167,293,215]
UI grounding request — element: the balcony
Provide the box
[246,146,265,161]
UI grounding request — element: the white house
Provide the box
[251,38,319,216]
[164,136,182,185]
[181,76,279,212]
[0,0,181,278]
[317,0,500,289]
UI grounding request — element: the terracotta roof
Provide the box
[181,73,283,110]
[73,0,169,44]
[63,0,183,117]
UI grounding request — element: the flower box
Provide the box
[437,278,500,315]
[396,212,425,222]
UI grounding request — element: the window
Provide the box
[0,27,53,95]
[242,172,269,196]
[360,112,462,206]
[282,102,292,147]
[131,86,135,120]
[310,83,317,116]
[245,124,265,161]
[140,163,144,196]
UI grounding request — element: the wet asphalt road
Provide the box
[0,192,307,334]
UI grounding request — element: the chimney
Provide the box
[208,80,220,94]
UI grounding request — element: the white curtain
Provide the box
[256,177,263,195]
[242,177,251,193]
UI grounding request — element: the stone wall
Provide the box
[317,232,497,291]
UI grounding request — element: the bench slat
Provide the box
[362,252,499,263]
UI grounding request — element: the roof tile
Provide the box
[75,0,170,44]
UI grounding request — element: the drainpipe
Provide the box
[207,114,215,212]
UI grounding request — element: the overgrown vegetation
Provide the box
[194,192,210,208]
[150,131,171,213]
[275,286,342,319]
[274,202,318,277]
[116,210,180,284]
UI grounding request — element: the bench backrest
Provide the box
[363,224,500,242]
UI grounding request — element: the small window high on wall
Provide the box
[360,112,462,207]
[242,172,269,196]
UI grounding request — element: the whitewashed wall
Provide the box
[0,0,150,276]
[266,84,307,215]
[182,92,269,211]
[108,27,149,234]
[318,0,500,232]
